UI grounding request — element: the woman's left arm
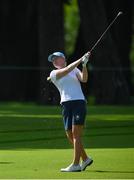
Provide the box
[76,52,90,83]
[76,67,88,83]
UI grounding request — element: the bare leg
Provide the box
[66,130,73,144]
[66,130,88,161]
[72,125,88,165]
[80,141,88,161]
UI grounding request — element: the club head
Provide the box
[117,11,123,16]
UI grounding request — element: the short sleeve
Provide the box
[50,70,57,82]
[74,67,81,75]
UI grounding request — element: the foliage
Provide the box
[64,0,80,56]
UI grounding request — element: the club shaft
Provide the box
[89,13,121,53]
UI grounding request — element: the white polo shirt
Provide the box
[50,68,85,103]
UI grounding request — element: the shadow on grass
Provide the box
[89,170,134,174]
[0,118,134,149]
[0,162,14,164]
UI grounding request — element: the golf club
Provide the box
[88,11,123,53]
[47,12,123,81]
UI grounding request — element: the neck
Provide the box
[57,65,66,69]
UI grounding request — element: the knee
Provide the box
[72,131,81,140]
[72,125,83,139]
[68,136,73,144]
[66,132,73,144]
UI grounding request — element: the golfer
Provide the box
[48,52,93,172]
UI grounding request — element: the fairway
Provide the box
[0,103,134,179]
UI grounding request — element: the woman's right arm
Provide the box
[55,58,82,79]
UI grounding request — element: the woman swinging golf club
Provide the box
[48,52,93,172]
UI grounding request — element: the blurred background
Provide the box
[0,2,134,178]
[0,0,134,105]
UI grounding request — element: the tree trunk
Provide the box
[103,0,134,95]
[76,0,130,104]
[38,0,64,104]
[0,0,38,101]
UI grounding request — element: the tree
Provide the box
[0,0,38,101]
[72,0,132,104]
[103,0,134,95]
[0,0,133,104]
[38,0,64,104]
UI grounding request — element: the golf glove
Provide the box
[81,52,90,67]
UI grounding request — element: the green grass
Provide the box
[0,103,134,179]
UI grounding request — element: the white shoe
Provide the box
[81,157,93,171]
[61,164,81,172]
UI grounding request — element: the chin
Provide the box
[55,66,62,69]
